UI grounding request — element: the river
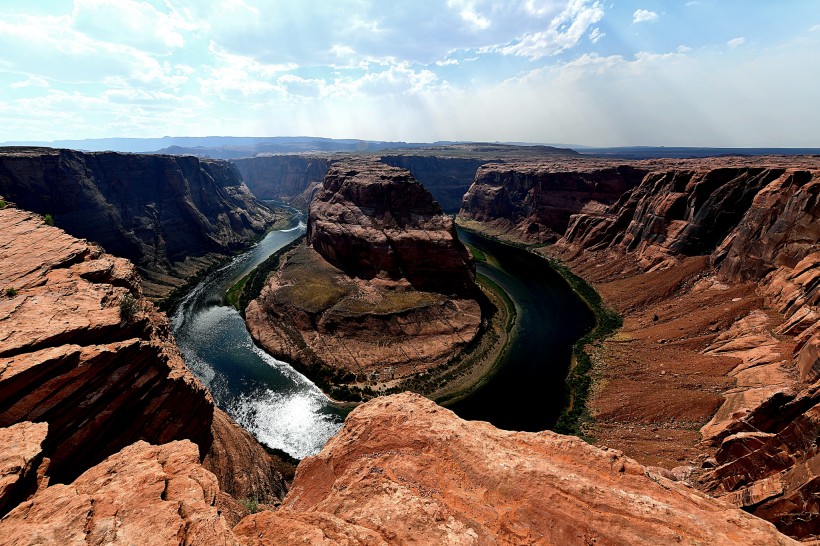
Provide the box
[171,217,593,458]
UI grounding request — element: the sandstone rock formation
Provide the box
[528,156,820,540]
[460,159,648,244]
[308,160,476,297]
[379,155,491,212]
[3,394,797,544]
[0,422,48,517]
[232,155,330,204]
[0,440,239,546]
[0,147,276,299]
[246,161,483,399]
[281,393,796,545]
[0,205,285,504]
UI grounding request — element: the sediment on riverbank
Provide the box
[227,238,513,404]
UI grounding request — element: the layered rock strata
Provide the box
[460,159,648,244]
[539,156,819,539]
[308,161,476,297]
[0,205,285,504]
[231,155,330,204]
[0,147,276,299]
[0,395,800,545]
[246,161,481,398]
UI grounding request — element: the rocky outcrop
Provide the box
[0,422,48,517]
[231,155,330,204]
[308,160,476,297]
[379,155,490,212]
[281,393,796,545]
[460,159,647,244]
[246,161,482,399]
[0,205,285,504]
[0,147,276,299]
[0,440,239,546]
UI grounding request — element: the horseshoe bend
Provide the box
[0,145,817,544]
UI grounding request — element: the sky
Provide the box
[0,0,818,146]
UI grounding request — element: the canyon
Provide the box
[1,147,816,543]
[460,155,820,539]
[0,147,276,300]
[243,160,485,401]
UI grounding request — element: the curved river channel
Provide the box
[171,216,594,459]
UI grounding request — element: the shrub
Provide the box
[239,498,259,514]
[119,293,140,322]
[4,287,17,297]
[0,199,6,209]
[43,213,55,226]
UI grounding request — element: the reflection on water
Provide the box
[170,211,345,459]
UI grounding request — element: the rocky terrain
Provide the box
[460,159,648,244]
[231,155,330,205]
[245,161,484,399]
[0,393,799,545]
[0,147,276,299]
[461,155,819,540]
[0,206,286,510]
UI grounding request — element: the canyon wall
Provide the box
[308,160,476,297]
[379,155,490,212]
[0,147,276,299]
[0,205,286,507]
[460,159,648,244]
[231,155,330,204]
[477,156,819,539]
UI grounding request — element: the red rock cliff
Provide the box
[0,205,285,505]
[0,147,276,299]
[308,160,476,298]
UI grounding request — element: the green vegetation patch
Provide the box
[43,213,54,226]
[549,258,622,441]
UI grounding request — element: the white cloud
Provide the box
[633,9,659,24]
[677,45,692,53]
[809,24,820,32]
[589,27,605,43]
[496,0,605,60]
[10,75,49,89]
[727,36,746,48]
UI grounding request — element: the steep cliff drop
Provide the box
[231,155,331,206]
[459,159,648,244]
[460,155,819,539]
[245,160,483,401]
[0,205,286,512]
[0,147,276,300]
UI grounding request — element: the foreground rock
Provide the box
[281,393,795,545]
[0,422,48,517]
[0,440,238,546]
[0,205,285,504]
[3,394,796,544]
[246,161,482,400]
[0,147,276,299]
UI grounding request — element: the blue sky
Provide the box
[0,0,818,146]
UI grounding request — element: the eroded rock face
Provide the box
[231,155,330,204]
[0,440,238,546]
[0,422,48,517]
[308,160,476,298]
[460,160,647,244]
[0,147,276,299]
[282,393,796,545]
[0,206,285,505]
[461,155,820,539]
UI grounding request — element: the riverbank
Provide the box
[456,218,616,436]
[228,237,515,405]
[159,204,297,313]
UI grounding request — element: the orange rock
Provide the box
[283,393,797,545]
[0,440,238,546]
[0,422,48,516]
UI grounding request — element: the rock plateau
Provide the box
[0,147,276,299]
